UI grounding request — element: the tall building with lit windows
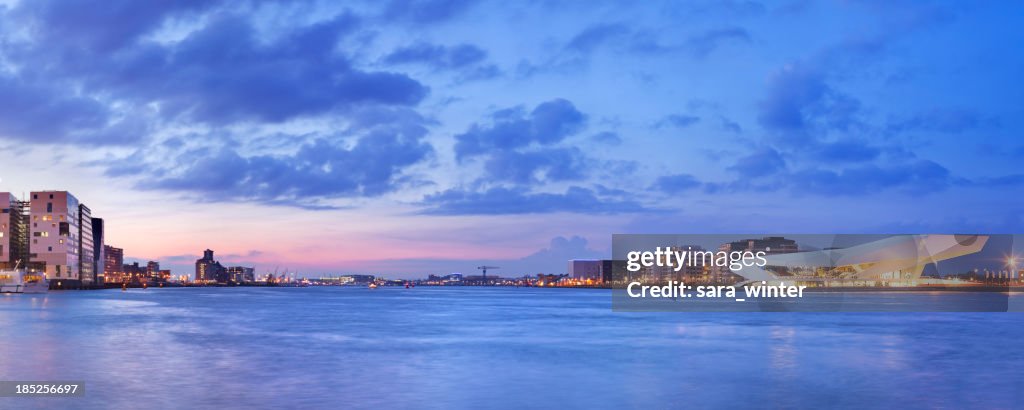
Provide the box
[104,245,123,282]
[0,192,29,269]
[78,204,95,287]
[196,249,226,283]
[28,191,83,287]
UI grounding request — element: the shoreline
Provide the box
[66,283,1024,293]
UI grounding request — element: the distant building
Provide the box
[156,269,172,282]
[195,249,226,283]
[78,203,95,287]
[568,260,602,281]
[123,262,146,283]
[720,237,798,255]
[0,193,29,269]
[600,260,617,284]
[426,273,463,284]
[92,218,105,285]
[226,266,255,283]
[344,274,375,284]
[104,245,124,283]
[716,237,798,283]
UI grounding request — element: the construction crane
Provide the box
[477,266,500,279]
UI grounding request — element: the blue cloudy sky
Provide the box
[0,0,1021,277]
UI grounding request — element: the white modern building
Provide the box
[28,191,83,286]
[731,234,990,287]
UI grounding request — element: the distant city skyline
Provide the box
[0,1,1022,278]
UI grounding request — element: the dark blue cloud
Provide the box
[448,98,601,191]
[482,147,588,184]
[6,10,428,131]
[685,27,751,57]
[719,116,743,133]
[419,186,649,215]
[690,158,958,196]
[590,131,622,145]
[968,174,1024,187]
[381,0,477,25]
[728,147,787,177]
[140,14,425,123]
[454,98,586,159]
[564,23,750,58]
[887,108,991,134]
[13,0,212,53]
[565,23,631,53]
[657,114,701,128]
[790,160,953,195]
[118,122,434,207]
[815,139,881,162]
[383,42,487,69]
[652,174,702,193]
[381,41,499,81]
[675,1,768,17]
[0,75,110,143]
[757,65,860,141]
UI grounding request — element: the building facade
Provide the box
[569,260,603,281]
[28,191,82,286]
[195,249,226,283]
[104,245,124,283]
[78,204,95,287]
[226,266,255,283]
[92,218,105,285]
[0,193,29,269]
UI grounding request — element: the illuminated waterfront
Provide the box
[2,287,1023,409]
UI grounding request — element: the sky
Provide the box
[0,0,1021,278]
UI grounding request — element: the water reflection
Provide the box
[0,288,1022,409]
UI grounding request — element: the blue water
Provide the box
[1,287,1022,409]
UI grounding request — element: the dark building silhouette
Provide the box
[195,249,227,283]
[92,218,105,285]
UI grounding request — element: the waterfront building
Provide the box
[123,262,146,282]
[425,273,463,284]
[0,192,29,269]
[104,245,124,283]
[728,234,989,287]
[157,269,172,282]
[721,237,799,254]
[569,260,602,281]
[600,260,615,284]
[92,218,105,285]
[716,237,798,283]
[195,249,226,283]
[78,203,95,287]
[226,266,255,283]
[3,191,102,287]
[28,191,83,286]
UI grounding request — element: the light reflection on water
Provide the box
[1,287,1022,409]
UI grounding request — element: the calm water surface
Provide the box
[1,287,1022,409]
